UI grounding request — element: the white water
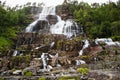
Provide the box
[79,40,90,56]
[50,42,55,48]
[77,40,89,65]
[25,6,80,38]
[95,38,120,46]
[39,6,56,20]
[76,60,86,65]
[25,7,55,32]
[13,50,18,56]
[41,53,48,69]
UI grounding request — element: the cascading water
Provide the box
[13,50,19,56]
[76,40,89,65]
[76,60,86,65]
[25,6,81,38]
[25,5,85,69]
[41,53,48,69]
[25,6,56,32]
[79,40,90,56]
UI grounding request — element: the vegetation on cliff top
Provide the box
[0,1,120,50]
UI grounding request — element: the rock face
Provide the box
[0,33,85,71]
[32,20,48,32]
[47,15,58,25]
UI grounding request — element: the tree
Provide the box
[111,21,120,36]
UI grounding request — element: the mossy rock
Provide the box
[38,77,46,80]
[23,70,33,76]
[0,78,4,80]
[59,76,79,80]
[77,68,89,75]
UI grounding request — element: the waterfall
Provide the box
[95,38,120,46]
[25,6,80,38]
[41,53,48,69]
[77,40,88,65]
[39,6,56,20]
[25,6,56,32]
[76,60,86,65]
[79,40,90,56]
[50,42,55,49]
[13,50,19,56]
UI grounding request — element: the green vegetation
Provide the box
[0,78,4,80]
[59,76,79,80]
[77,68,89,75]
[11,54,31,69]
[23,70,33,76]
[66,1,120,39]
[0,1,42,51]
[38,77,46,80]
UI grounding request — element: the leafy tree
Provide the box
[111,21,120,36]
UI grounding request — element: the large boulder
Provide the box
[47,15,58,25]
[33,20,48,32]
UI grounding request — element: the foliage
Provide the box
[0,37,11,50]
[23,70,33,76]
[77,68,89,75]
[38,77,46,80]
[0,78,4,80]
[111,36,120,41]
[73,2,120,39]
[0,1,42,51]
[11,55,31,69]
[59,76,79,80]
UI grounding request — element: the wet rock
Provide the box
[12,70,22,75]
[23,67,37,76]
[1,70,12,76]
[1,57,10,71]
[30,58,42,68]
[47,15,58,25]
[33,20,48,32]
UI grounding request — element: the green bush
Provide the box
[111,36,120,41]
[38,77,46,80]
[0,37,11,50]
[23,70,33,76]
[0,78,4,80]
[59,76,79,80]
[77,68,89,75]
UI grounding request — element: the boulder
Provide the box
[47,15,58,25]
[33,20,48,32]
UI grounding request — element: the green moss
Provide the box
[11,55,31,69]
[73,36,83,42]
[0,78,4,80]
[0,37,11,50]
[57,40,63,49]
[23,70,33,76]
[59,76,79,80]
[77,68,89,75]
[38,77,46,80]
[81,55,88,59]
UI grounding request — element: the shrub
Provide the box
[38,77,46,80]
[0,78,4,80]
[111,36,120,41]
[59,76,79,80]
[23,70,33,76]
[77,68,89,75]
